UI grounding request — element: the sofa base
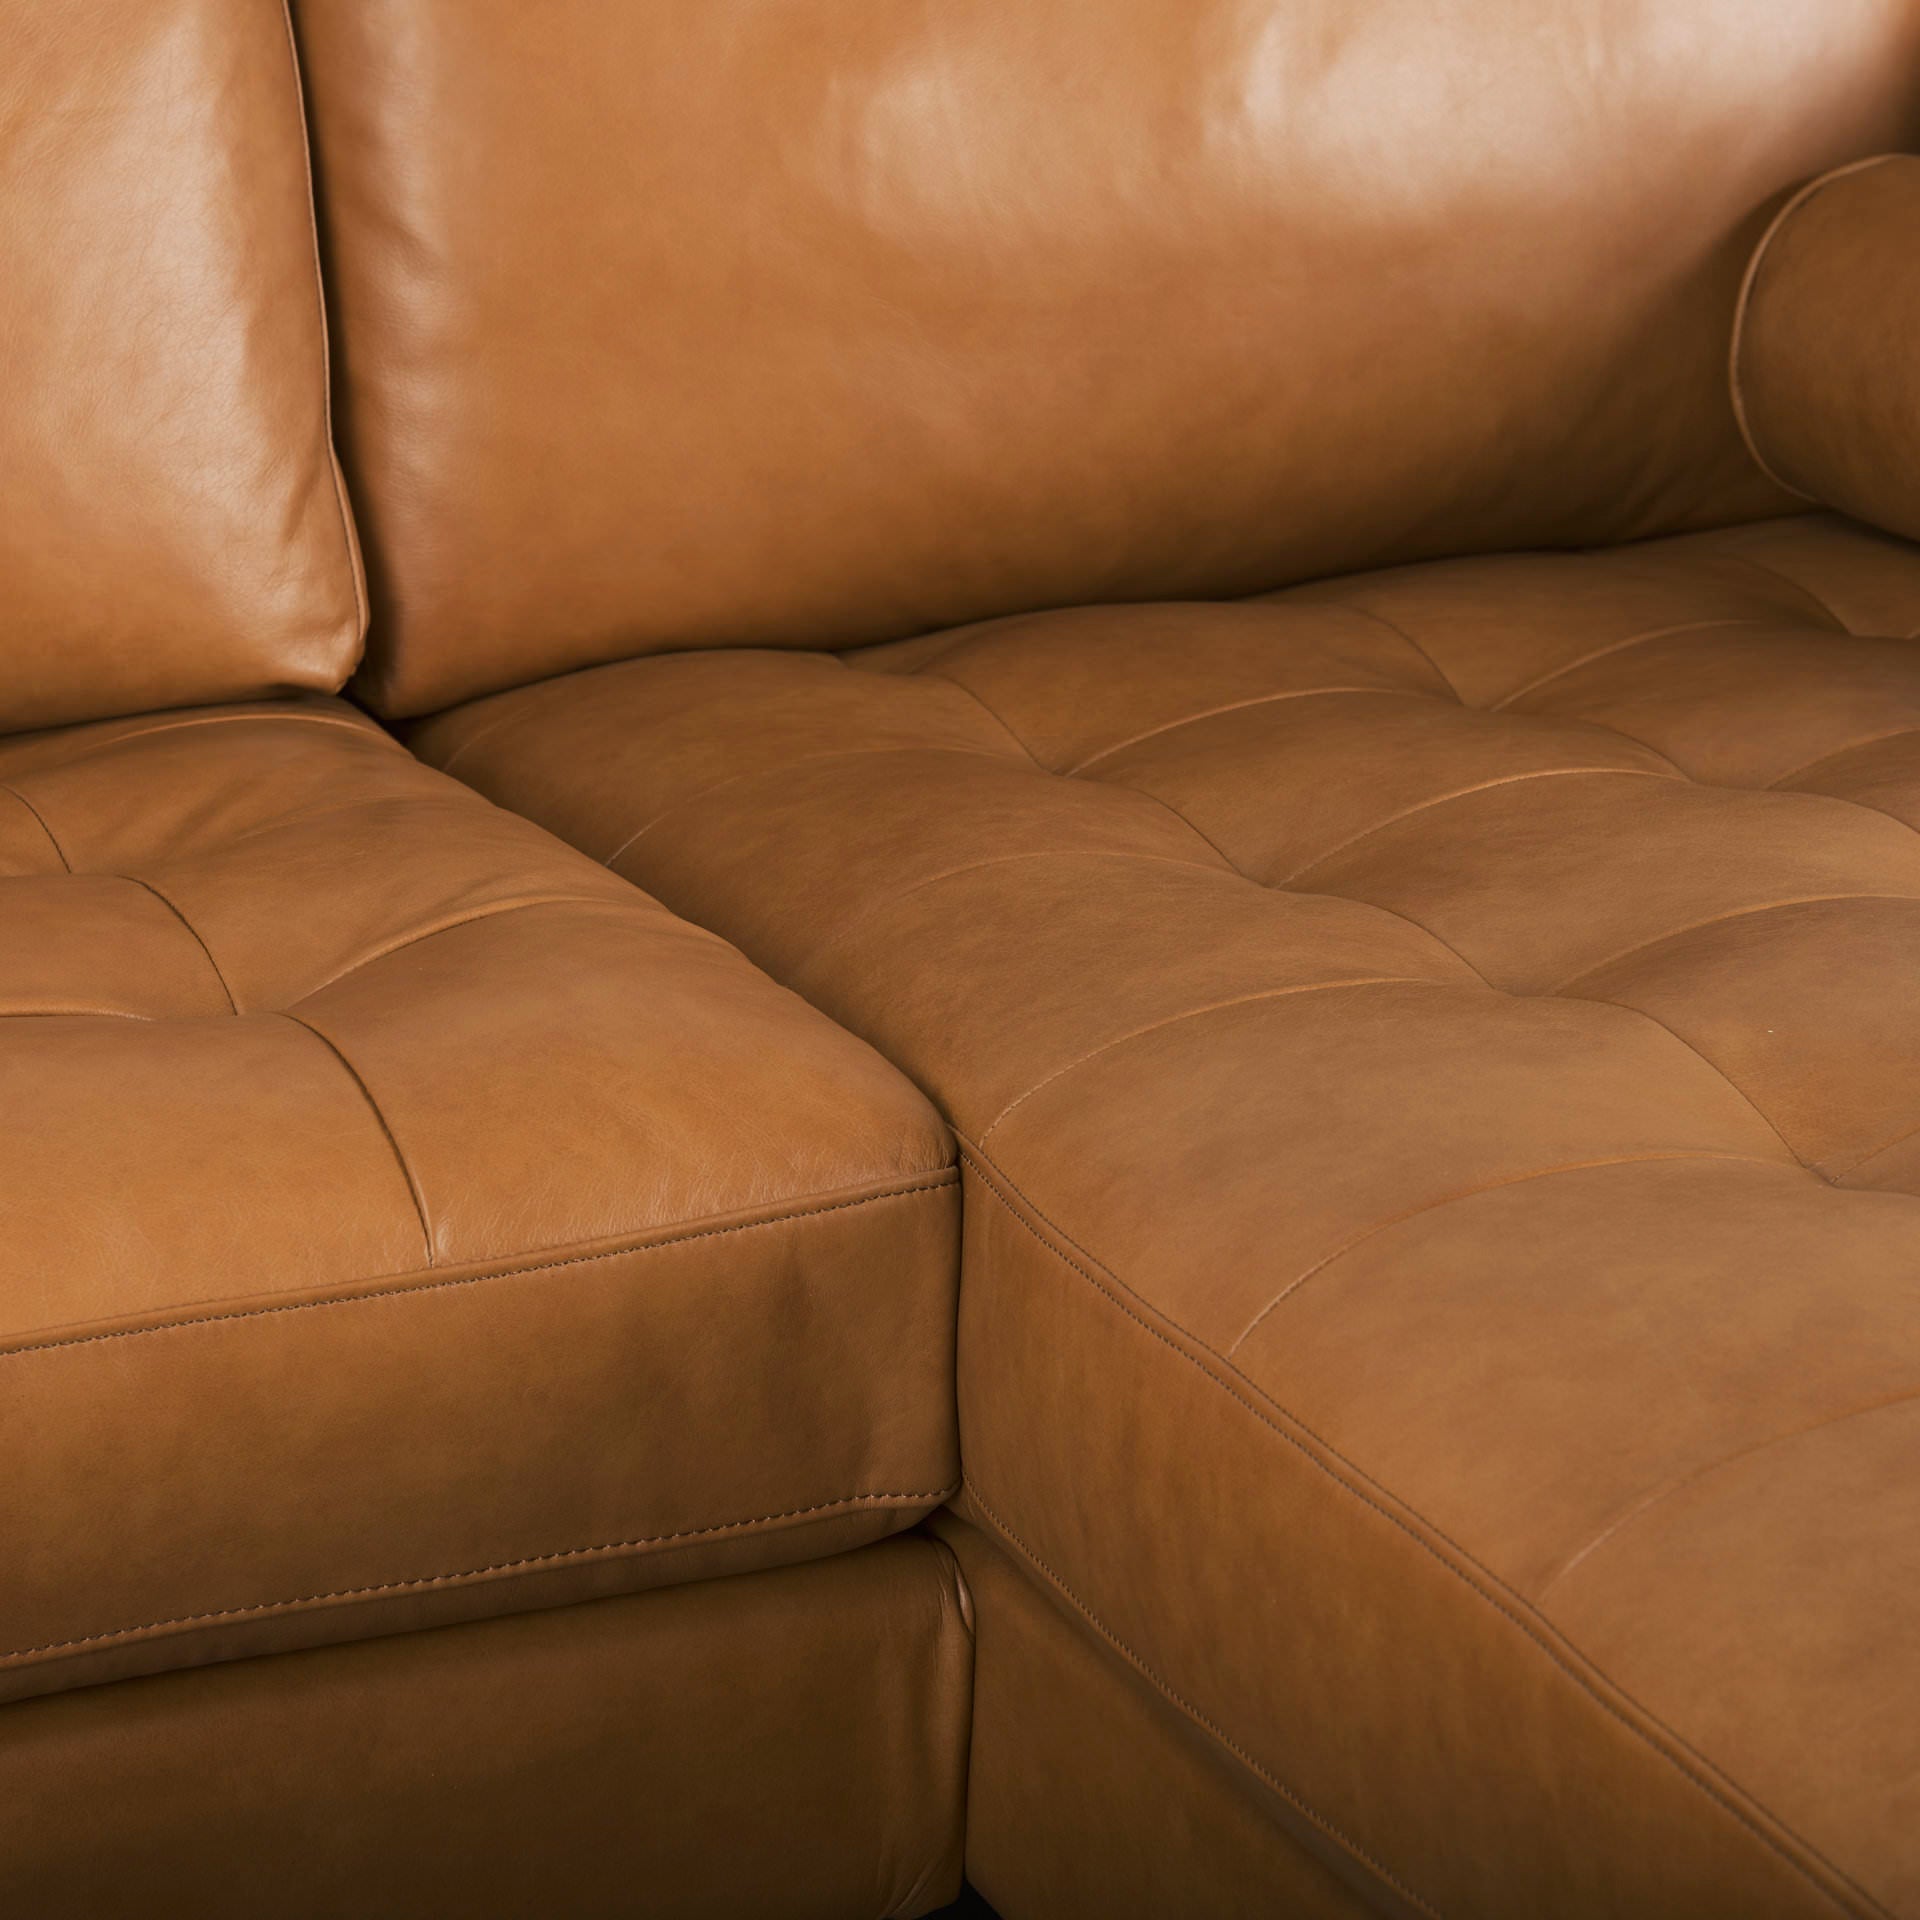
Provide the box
[0,1536,970,1919]
[936,1516,1381,1920]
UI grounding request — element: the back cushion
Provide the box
[2,0,363,734]
[294,1,1920,718]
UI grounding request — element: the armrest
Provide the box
[1731,153,1920,542]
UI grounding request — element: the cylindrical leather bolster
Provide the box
[1732,153,1920,540]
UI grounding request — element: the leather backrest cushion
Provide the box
[1,0,363,734]
[1734,154,1920,546]
[293,1,1920,718]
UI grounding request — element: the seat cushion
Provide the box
[293,0,1920,716]
[418,513,1920,1918]
[0,700,956,1703]
[1,1,363,731]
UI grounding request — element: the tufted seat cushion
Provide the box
[0,700,957,1703]
[419,512,1920,1917]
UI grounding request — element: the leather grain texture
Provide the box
[1735,155,1920,545]
[0,1537,971,1919]
[293,0,1920,717]
[419,513,1920,1917]
[0,1,364,732]
[0,699,958,1702]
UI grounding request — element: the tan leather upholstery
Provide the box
[1736,155,1920,545]
[420,512,1920,1916]
[293,0,1920,717]
[935,1516,1375,1920]
[0,700,957,1703]
[0,1537,970,1919]
[0,1,363,733]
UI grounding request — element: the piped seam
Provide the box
[0,1486,956,1665]
[1728,156,1902,502]
[0,1173,956,1362]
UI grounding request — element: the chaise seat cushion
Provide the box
[418,512,1920,1918]
[0,700,957,1703]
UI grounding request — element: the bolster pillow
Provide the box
[1733,153,1920,543]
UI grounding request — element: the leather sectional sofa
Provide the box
[4,4,1918,1914]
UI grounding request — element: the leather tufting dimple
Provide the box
[0,694,958,1705]
[417,511,1920,1917]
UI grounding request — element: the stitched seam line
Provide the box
[0,1174,956,1362]
[962,1475,1443,1920]
[892,619,1041,680]
[1717,548,1845,630]
[418,680,618,781]
[23,711,385,777]
[1227,1151,1794,1354]
[0,1008,153,1022]
[978,978,1451,1145]
[958,1146,1883,1920]
[1288,888,1498,990]
[1560,996,1819,1178]
[917,671,1052,768]
[1535,1389,1920,1602]
[1510,709,1692,778]
[419,702,538,780]
[1,1487,957,1665]
[1332,605,1462,700]
[0,783,69,870]
[920,710,1248,878]
[1834,1113,1920,1183]
[124,876,238,1012]
[787,848,1240,995]
[281,1013,434,1262]
[1277,766,1677,889]
[295,893,630,1001]
[1729,157,1900,502]
[1064,684,1437,776]
[217,792,501,853]
[603,746,1015,866]
[1547,893,1920,994]
[1769,725,1920,791]
[280,0,368,648]
[1809,788,1920,850]
[1490,619,1780,711]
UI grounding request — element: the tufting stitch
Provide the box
[124,875,239,1012]
[281,1011,436,1262]
[0,783,69,870]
